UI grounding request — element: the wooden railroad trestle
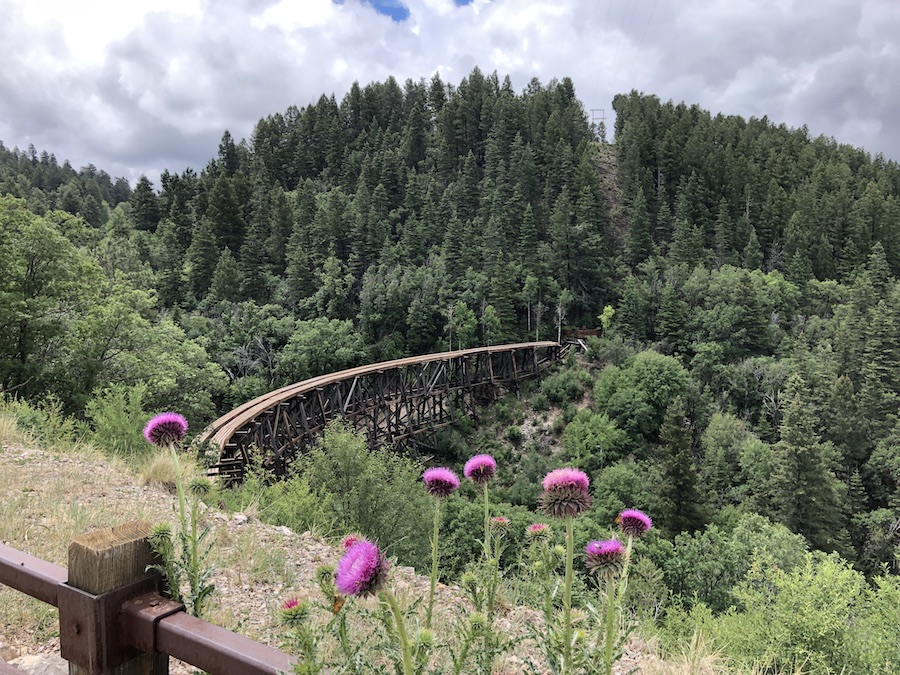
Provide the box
[200,342,562,480]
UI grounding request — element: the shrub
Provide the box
[586,459,662,527]
[540,369,585,405]
[141,447,200,489]
[714,553,868,673]
[505,425,523,446]
[585,335,637,366]
[434,428,469,463]
[531,392,550,412]
[258,473,330,536]
[304,422,432,570]
[857,574,900,672]
[84,383,149,457]
[1,395,79,448]
[560,410,629,474]
[662,514,807,613]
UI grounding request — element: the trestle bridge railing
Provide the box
[199,341,563,480]
[0,521,293,675]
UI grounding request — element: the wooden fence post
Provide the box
[66,521,168,675]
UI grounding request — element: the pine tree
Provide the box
[616,276,650,342]
[517,202,539,276]
[657,284,689,354]
[770,374,851,554]
[742,226,763,270]
[207,248,243,304]
[856,297,900,455]
[239,200,271,303]
[668,217,704,268]
[206,174,245,253]
[183,217,219,300]
[488,257,518,339]
[713,197,732,267]
[130,175,160,232]
[626,189,655,266]
[267,188,293,277]
[549,187,574,288]
[655,398,706,534]
[153,219,185,307]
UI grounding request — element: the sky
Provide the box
[2,0,899,185]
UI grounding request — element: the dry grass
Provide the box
[139,446,201,490]
[641,630,731,674]
[0,413,28,446]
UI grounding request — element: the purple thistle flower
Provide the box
[526,523,551,541]
[464,454,497,484]
[143,412,188,446]
[335,540,390,597]
[539,468,592,518]
[617,509,652,537]
[490,516,510,534]
[585,539,625,579]
[542,468,590,492]
[423,467,461,498]
[278,597,309,625]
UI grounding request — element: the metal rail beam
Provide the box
[0,543,295,675]
[0,542,67,606]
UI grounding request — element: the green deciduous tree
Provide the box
[0,197,103,398]
[275,318,369,383]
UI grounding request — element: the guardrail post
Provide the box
[63,521,168,675]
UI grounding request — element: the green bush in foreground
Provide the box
[661,552,900,674]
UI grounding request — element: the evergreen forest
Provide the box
[2,69,899,671]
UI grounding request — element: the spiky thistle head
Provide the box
[617,509,653,538]
[464,454,497,484]
[539,467,592,518]
[490,516,510,535]
[334,539,390,597]
[423,467,460,498]
[143,412,188,446]
[526,522,551,541]
[278,597,310,626]
[585,539,625,579]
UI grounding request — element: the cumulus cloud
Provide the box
[1,0,899,183]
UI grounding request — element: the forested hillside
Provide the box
[2,70,899,588]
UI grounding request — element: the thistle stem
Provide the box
[426,499,442,629]
[382,591,414,675]
[562,515,574,675]
[482,483,491,559]
[603,575,616,675]
[170,442,188,541]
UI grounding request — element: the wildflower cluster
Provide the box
[275,448,653,675]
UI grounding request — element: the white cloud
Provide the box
[1,0,899,183]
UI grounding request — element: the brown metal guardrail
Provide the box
[0,523,295,675]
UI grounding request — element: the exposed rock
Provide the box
[8,653,67,675]
[0,641,20,661]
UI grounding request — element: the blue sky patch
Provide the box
[335,0,474,22]
[336,0,410,22]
